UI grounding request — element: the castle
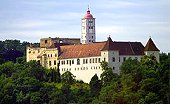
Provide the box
[26,8,160,83]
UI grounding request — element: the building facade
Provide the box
[26,8,160,83]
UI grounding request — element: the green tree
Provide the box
[61,71,75,84]
[47,68,61,83]
[89,74,102,97]
[23,60,46,81]
[0,77,16,103]
[0,61,15,77]
[30,92,42,104]
[121,58,143,84]
[100,61,118,86]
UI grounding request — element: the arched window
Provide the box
[77,58,80,65]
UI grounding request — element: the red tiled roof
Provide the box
[101,37,119,51]
[59,37,145,59]
[101,37,144,55]
[144,38,159,51]
[59,42,105,59]
[113,42,144,55]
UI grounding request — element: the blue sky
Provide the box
[0,0,170,53]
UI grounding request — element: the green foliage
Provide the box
[61,71,75,84]
[0,61,16,77]
[100,61,119,86]
[93,53,170,104]
[0,39,40,64]
[0,53,169,103]
[89,74,102,97]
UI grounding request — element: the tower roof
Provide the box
[101,37,144,55]
[144,38,159,51]
[83,8,93,19]
[101,37,118,51]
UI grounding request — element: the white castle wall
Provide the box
[59,56,103,83]
[145,51,160,63]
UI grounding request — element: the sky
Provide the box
[0,0,170,53]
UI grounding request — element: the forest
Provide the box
[0,39,169,104]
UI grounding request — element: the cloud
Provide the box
[0,0,169,52]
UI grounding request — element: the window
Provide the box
[123,57,126,61]
[119,57,120,62]
[72,60,74,64]
[59,40,63,43]
[95,58,97,63]
[89,21,93,23]
[90,59,91,63]
[93,58,95,63]
[104,58,106,61]
[112,57,115,62]
[69,60,71,66]
[77,59,80,65]
[54,60,56,65]
[113,67,115,70]
[92,36,93,39]
[38,60,40,64]
[67,60,69,65]
[55,54,57,57]
[83,59,85,64]
[49,61,51,66]
[51,54,52,57]
[89,40,91,42]
[45,40,47,44]
[98,58,101,63]
[86,59,88,64]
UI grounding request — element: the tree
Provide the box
[121,58,143,84]
[100,61,118,86]
[89,74,102,97]
[138,92,163,104]
[0,61,15,77]
[3,49,23,62]
[61,71,75,84]
[23,60,46,81]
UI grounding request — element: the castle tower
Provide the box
[81,8,96,44]
[144,37,160,62]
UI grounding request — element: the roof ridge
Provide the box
[144,38,159,51]
[128,42,135,55]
